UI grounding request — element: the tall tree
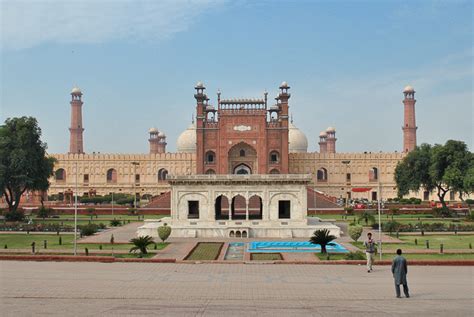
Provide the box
[395,140,473,209]
[0,117,55,211]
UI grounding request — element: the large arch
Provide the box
[231,195,246,220]
[158,168,168,181]
[234,163,251,174]
[317,167,328,182]
[106,168,117,183]
[55,168,66,182]
[215,195,230,220]
[369,167,378,181]
[248,195,263,220]
[228,142,257,174]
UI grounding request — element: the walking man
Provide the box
[364,232,376,272]
[392,249,410,298]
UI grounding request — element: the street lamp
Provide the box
[341,160,351,207]
[74,161,78,256]
[377,153,383,260]
[131,162,140,210]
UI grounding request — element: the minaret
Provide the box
[148,128,167,154]
[318,131,327,153]
[326,127,337,154]
[276,81,290,173]
[402,85,417,152]
[69,86,84,154]
[194,82,207,174]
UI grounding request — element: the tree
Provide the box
[309,229,336,254]
[358,211,375,226]
[348,225,363,242]
[129,235,155,256]
[158,223,172,242]
[395,140,473,210]
[0,117,55,212]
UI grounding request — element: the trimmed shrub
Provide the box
[344,251,365,260]
[37,206,53,219]
[110,219,121,227]
[348,225,363,242]
[158,223,172,242]
[80,224,98,236]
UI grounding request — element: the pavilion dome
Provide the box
[177,122,196,153]
[403,85,415,93]
[326,126,336,133]
[319,131,327,137]
[71,86,82,94]
[288,122,308,153]
[149,127,158,133]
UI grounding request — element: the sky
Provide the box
[1,0,472,154]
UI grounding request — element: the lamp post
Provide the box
[74,161,78,256]
[342,160,351,207]
[111,191,114,218]
[377,153,383,261]
[131,162,140,210]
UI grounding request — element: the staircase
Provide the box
[307,188,340,209]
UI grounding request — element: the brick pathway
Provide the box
[78,222,143,243]
[1,262,472,316]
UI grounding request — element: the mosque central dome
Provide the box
[288,122,308,153]
[177,122,197,153]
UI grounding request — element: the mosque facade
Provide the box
[48,82,451,206]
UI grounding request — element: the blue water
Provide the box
[248,241,348,253]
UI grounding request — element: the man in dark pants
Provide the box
[392,249,410,298]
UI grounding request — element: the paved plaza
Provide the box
[1,261,473,316]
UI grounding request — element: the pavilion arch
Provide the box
[269,168,280,174]
[55,168,66,182]
[231,194,246,220]
[215,195,230,220]
[106,168,117,184]
[317,167,328,182]
[205,169,216,175]
[228,142,257,174]
[158,168,168,181]
[248,195,263,220]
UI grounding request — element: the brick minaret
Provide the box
[148,128,167,154]
[194,82,207,174]
[276,82,290,173]
[326,127,337,154]
[402,85,417,152]
[69,86,84,154]
[318,131,327,153]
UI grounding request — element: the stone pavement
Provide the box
[1,261,472,316]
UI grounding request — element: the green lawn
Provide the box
[316,252,474,260]
[351,234,474,251]
[251,253,283,261]
[185,242,223,261]
[28,214,165,227]
[0,234,168,251]
[312,213,470,226]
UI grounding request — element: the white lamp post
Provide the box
[377,154,383,260]
[74,161,78,256]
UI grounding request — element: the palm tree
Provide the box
[309,229,336,254]
[358,211,376,226]
[129,235,155,255]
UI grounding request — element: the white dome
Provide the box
[403,85,415,93]
[288,122,308,153]
[177,123,196,153]
[158,131,166,137]
[195,81,204,88]
[149,127,158,133]
[71,86,82,94]
[326,126,336,133]
[319,131,327,137]
[280,81,289,88]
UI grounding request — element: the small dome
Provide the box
[280,81,289,88]
[158,131,166,137]
[326,126,336,133]
[149,127,158,134]
[319,131,327,137]
[403,85,415,93]
[177,122,196,153]
[288,122,308,153]
[195,81,204,88]
[71,86,82,94]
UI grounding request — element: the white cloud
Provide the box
[0,0,226,50]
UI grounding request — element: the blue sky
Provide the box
[1,0,472,153]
